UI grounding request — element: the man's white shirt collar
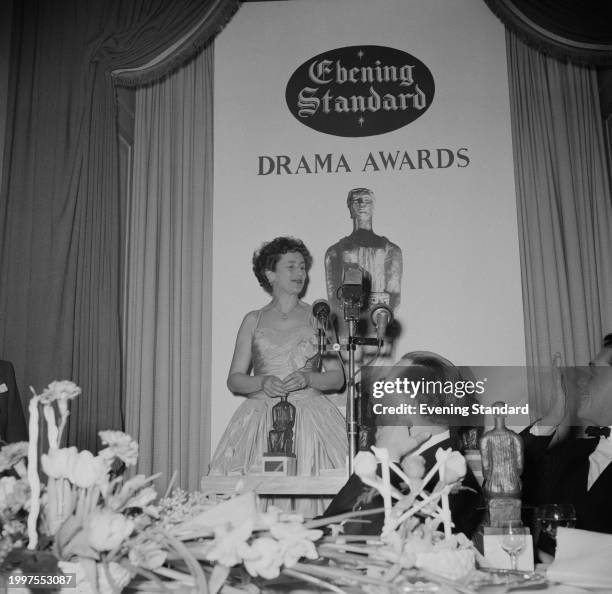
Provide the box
[588,427,612,490]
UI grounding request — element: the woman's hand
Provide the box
[262,375,286,398]
[282,370,310,393]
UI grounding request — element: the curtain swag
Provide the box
[484,0,612,65]
[112,0,240,87]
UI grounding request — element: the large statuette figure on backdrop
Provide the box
[479,402,524,526]
[324,187,402,346]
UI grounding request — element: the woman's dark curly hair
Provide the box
[252,236,313,294]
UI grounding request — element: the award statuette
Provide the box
[262,393,297,475]
[476,402,533,570]
[479,402,524,525]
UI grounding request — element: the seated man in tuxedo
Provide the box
[0,359,28,443]
[322,351,484,537]
[521,333,612,534]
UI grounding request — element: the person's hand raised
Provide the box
[540,352,567,429]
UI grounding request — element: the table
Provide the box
[200,472,348,496]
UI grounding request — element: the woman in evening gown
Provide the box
[208,237,347,517]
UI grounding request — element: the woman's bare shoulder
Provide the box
[240,308,266,330]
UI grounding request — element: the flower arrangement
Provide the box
[0,381,486,594]
[0,381,171,592]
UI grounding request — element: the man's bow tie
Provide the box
[585,426,611,438]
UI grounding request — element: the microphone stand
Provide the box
[345,322,381,475]
[338,290,386,474]
[346,319,358,475]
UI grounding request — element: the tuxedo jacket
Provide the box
[521,429,612,534]
[322,438,484,538]
[0,360,28,444]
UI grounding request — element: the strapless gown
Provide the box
[208,321,347,517]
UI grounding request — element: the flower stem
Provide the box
[283,568,348,594]
[27,395,41,549]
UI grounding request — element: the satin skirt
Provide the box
[208,389,347,518]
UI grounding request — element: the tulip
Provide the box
[41,447,79,480]
[435,448,466,485]
[67,450,107,489]
[87,509,134,552]
[353,451,378,480]
[401,455,426,479]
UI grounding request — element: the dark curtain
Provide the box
[483,0,612,65]
[0,0,238,452]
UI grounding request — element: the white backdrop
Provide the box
[212,0,526,452]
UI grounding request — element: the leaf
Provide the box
[209,564,230,594]
[80,557,100,594]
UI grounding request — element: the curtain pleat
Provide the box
[125,47,213,491]
[507,30,612,418]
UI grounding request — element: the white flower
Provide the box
[98,431,138,467]
[0,442,29,473]
[0,477,17,511]
[269,522,321,544]
[416,548,475,580]
[263,521,322,568]
[86,510,135,552]
[279,537,318,567]
[39,380,81,404]
[66,450,108,488]
[205,520,254,567]
[353,451,378,480]
[41,447,79,479]
[0,476,29,517]
[434,448,466,485]
[256,507,281,530]
[242,536,283,579]
[401,455,426,479]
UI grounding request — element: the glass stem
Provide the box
[510,552,517,570]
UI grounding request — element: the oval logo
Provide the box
[286,45,435,137]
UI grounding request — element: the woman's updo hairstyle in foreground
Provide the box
[252,236,313,294]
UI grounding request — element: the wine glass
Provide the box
[534,503,576,555]
[500,520,528,570]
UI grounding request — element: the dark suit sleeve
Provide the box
[520,426,555,505]
[322,465,412,535]
[520,426,554,459]
[449,466,485,539]
[323,473,370,518]
[0,361,28,443]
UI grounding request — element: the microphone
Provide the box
[341,266,363,302]
[312,299,330,362]
[312,299,331,324]
[370,304,393,343]
[340,266,363,321]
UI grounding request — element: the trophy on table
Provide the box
[262,393,297,475]
[477,402,533,570]
[480,402,524,526]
